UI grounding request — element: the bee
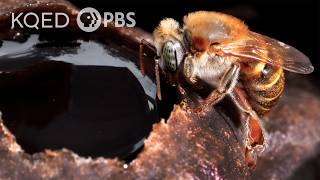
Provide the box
[139,11,314,168]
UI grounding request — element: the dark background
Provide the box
[69,0,320,73]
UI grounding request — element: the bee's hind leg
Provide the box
[230,87,267,168]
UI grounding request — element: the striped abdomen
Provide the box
[240,62,285,116]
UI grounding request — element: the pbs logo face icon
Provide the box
[77,7,102,32]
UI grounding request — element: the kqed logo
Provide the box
[10,7,136,32]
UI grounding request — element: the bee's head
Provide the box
[153,18,186,73]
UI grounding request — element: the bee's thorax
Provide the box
[189,53,236,87]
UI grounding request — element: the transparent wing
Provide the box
[218,31,314,74]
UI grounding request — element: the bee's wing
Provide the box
[219,31,314,74]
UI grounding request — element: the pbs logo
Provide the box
[77,7,136,32]
[77,7,102,32]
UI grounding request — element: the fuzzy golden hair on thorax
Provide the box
[153,18,183,55]
[183,11,248,44]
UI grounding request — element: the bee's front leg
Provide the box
[200,63,240,111]
[178,55,206,111]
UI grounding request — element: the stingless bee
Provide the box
[139,11,314,168]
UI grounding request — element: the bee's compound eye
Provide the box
[161,41,184,72]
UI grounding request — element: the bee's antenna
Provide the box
[139,39,162,100]
[139,39,157,76]
[139,39,161,100]
[155,57,162,100]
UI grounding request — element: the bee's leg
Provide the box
[178,83,203,110]
[200,63,240,110]
[178,56,207,111]
[139,39,156,76]
[230,87,267,168]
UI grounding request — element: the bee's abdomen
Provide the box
[241,62,285,116]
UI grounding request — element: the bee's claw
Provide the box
[245,148,258,169]
[182,103,208,116]
[190,107,204,114]
[245,142,266,169]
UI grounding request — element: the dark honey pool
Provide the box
[0,35,159,161]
